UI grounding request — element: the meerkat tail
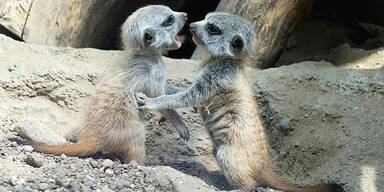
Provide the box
[33,136,101,157]
[262,171,335,192]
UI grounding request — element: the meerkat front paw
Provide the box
[135,92,158,111]
[135,92,149,110]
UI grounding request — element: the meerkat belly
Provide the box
[201,87,266,150]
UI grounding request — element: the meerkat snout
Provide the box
[181,12,188,21]
[189,23,196,31]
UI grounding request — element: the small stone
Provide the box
[9,176,18,186]
[85,175,95,182]
[67,182,80,190]
[101,159,114,168]
[279,119,293,134]
[22,145,34,152]
[39,183,49,190]
[144,185,155,192]
[55,178,66,187]
[128,161,138,168]
[25,155,43,168]
[105,168,114,176]
[70,164,76,170]
[115,183,124,190]
[10,141,18,147]
[60,154,67,159]
[90,160,99,168]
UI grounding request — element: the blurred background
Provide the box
[1,0,384,65]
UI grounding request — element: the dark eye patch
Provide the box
[162,15,174,26]
[206,24,222,35]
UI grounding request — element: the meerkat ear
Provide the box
[230,35,245,53]
[143,28,156,47]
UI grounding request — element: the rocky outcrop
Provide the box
[250,62,384,192]
[0,34,383,192]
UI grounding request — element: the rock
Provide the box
[101,159,114,168]
[250,61,384,192]
[22,145,34,152]
[0,0,188,50]
[9,141,17,147]
[9,176,18,186]
[39,183,49,191]
[105,169,114,176]
[25,155,43,168]
[147,166,215,192]
[127,161,138,168]
[0,1,34,38]
[15,118,67,145]
[90,160,99,168]
[60,154,67,159]
[278,119,292,133]
[85,175,95,182]
[115,182,124,190]
[69,164,76,171]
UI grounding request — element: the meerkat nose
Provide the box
[182,13,188,21]
[189,23,196,32]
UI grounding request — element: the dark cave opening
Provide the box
[101,1,220,59]
[276,0,384,66]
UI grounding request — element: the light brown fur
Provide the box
[136,12,338,191]
[34,5,190,164]
[36,72,146,163]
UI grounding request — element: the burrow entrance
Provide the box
[276,0,384,67]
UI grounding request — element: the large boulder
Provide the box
[0,1,189,49]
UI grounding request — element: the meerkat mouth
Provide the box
[175,35,181,48]
[192,33,203,45]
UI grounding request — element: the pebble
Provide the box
[39,183,49,191]
[25,155,43,168]
[90,160,99,168]
[24,186,32,191]
[101,159,114,168]
[86,175,95,182]
[105,168,114,176]
[70,164,76,171]
[279,119,291,132]
[22,145,34,152]
[115,183,124,190]
[60,154,67,159]
[128,161,138,168]
[144,185,155,192]
[10,141,18,147]
[68,182,80,191]
[9,176,18,186]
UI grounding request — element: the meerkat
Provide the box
[34,5,190,164]
[135,13,338,191]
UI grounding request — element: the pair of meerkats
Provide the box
[34,5,338,192]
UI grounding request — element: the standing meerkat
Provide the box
[34,5,190,164]
[136,13,338,191]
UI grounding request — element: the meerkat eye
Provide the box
[207,24,221,35]
[162,15,174,26]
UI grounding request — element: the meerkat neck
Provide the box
[128,48,162,59]
[201,55,245,71]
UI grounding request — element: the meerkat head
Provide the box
[190,12,254,58]
[122,5,187,51]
